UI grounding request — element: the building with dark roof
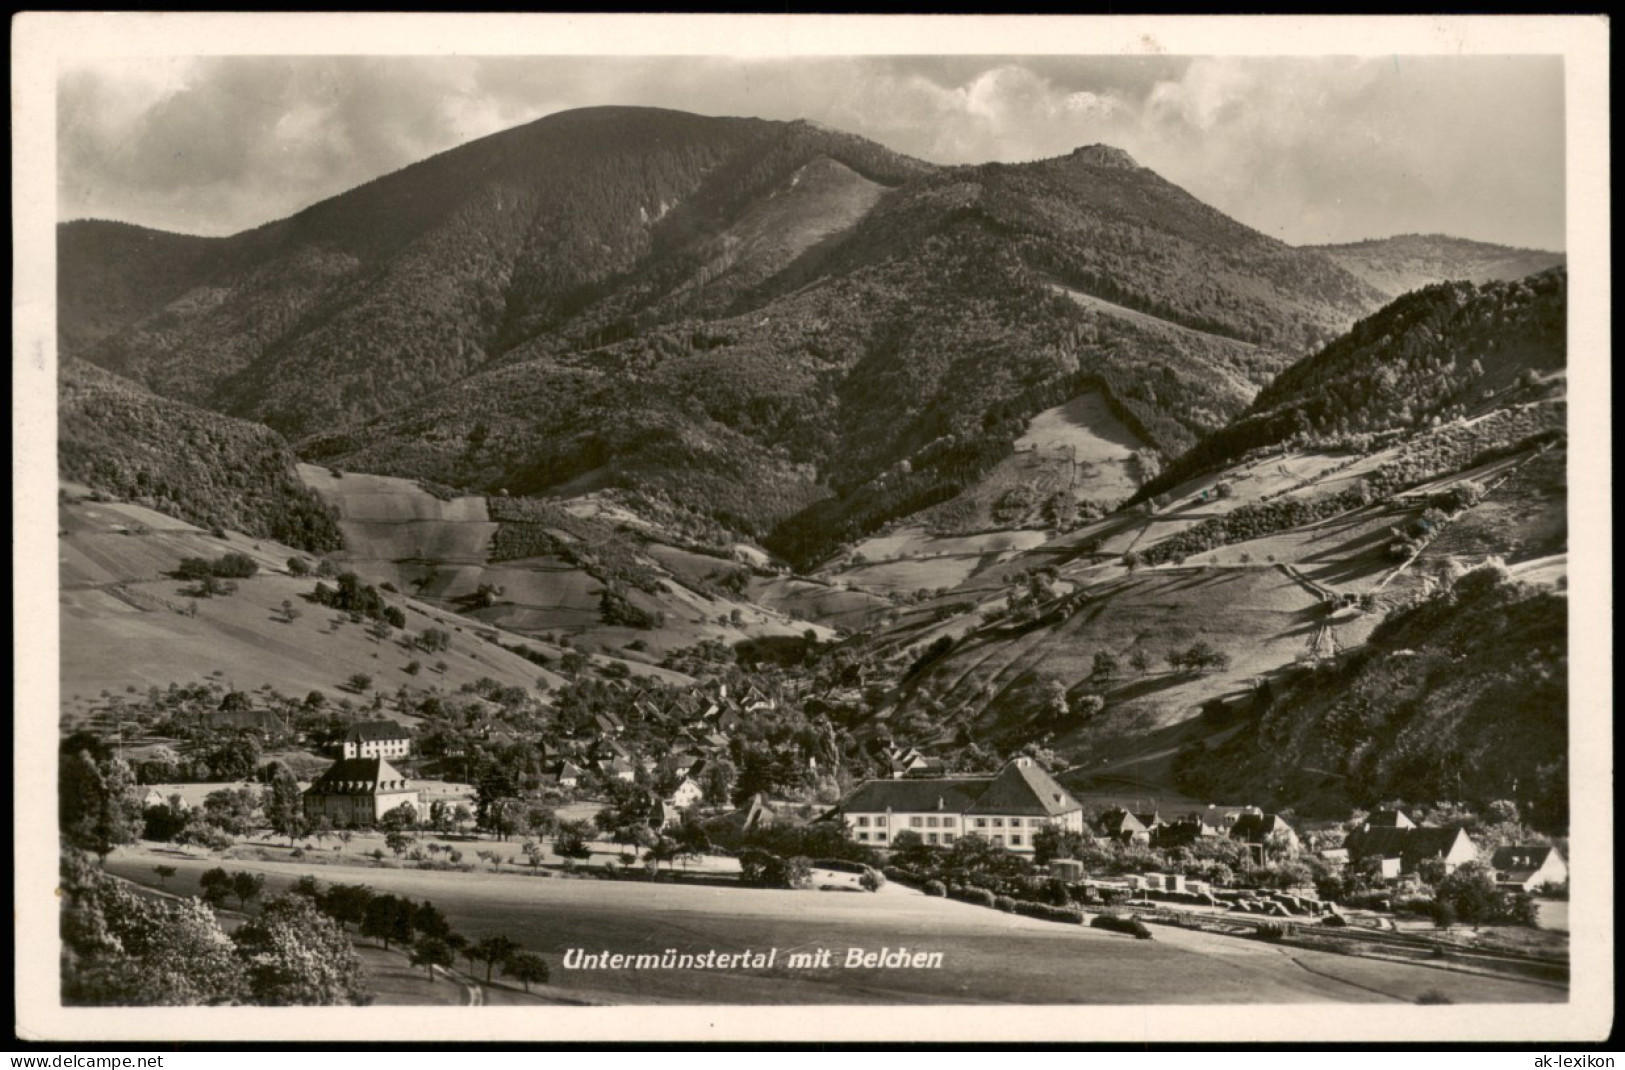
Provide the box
[341,720,411,760]
[302,756,418,826]
[1490,845,1567,892]
[1344,813,1478,879]
[836,757,1083,853]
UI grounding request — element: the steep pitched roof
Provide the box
[1346,825,1473,869]
[344,720,410,743]
[841,777,990,814]
[1491,845,1560,873]
[1366,809,1416,829]
[966,759,1082,816]
[841,759,1080,817]
[1231,813,1295,844]
[1100,810,1147,835]
[305,756,411,795]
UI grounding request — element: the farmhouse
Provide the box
[1491,845,1567,892]
[1230,811,1301,864]
[836,757,1084,853]
[668,776,705,810]
[302,756,419,826]
[342,720,411,760]
[1099,810,1151,845]
[1344,813,1478,878]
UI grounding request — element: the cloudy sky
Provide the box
[57,53,1566,249]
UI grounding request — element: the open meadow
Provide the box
[106,846,1565,1006]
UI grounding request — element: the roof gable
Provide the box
[968,759,1082,816]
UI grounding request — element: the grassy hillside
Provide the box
[1311,233,1566,301]
[58,359,342,553]
[297,465,837,659]
[57,488,582,716]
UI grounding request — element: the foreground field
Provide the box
[104,848,1564,1006]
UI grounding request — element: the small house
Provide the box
[1491,845,1567,892]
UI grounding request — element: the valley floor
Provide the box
[102,845,1565,1006]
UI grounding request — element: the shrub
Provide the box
[953,886,996,908]
[1013,900,1085,924]
[922,880,947,897]
[1255,922,1288,942]
[993,895,1017,913]
[858,868,885,893]
[1320,912,1349,927]
[1091,914,1154,940]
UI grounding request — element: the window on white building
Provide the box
[1011,835,1023,847]
[943,833,955,844]
[911,816,923,828]
[926,816,939,828]
[992,818,1004,828]
[875,832,887,842]
[876,816,887,827]
[975,818,988,829]
[926,833,938,845]
[857,832,869,842]
[856,816,869,827]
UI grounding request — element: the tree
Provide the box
[231,870,266,911]
[60,856,246,1006]
[287,557,312,577]
[644,833,681,873]
[503,951,550,992]
[1128,647,1154,674]
[360,893,414,950]
[385,830,416,859]
[198,867,234,908]
[317,883,374,932]
[60,750,143,858]
[1071,693,1106,721]
[152,864,177,888]
[1434,863,1499,929]
[346,673,374,694]
[553,819,595,863]
[475,776,519,841]
[232,894,370,1005]
[472,935,521,983]
[1091,651,1120,679]
[410,936,456,983]
[380,802,419,833]
[888,830,935,873]
[263,762,308,846]
[699,757,738,807]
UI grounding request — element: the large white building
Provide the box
[302,756,419,826]
[342,720,412,760]
[836,757,1085,853]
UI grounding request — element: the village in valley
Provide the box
[46,46,1582,1014]
[67,624,1570,1006]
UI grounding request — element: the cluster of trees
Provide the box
[59,850,368,1006]
[309,572,406,629]
[57,359,344,552]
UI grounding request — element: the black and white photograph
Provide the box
[12,13,1612,1046]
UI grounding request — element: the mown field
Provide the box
[102,847,1564,1005]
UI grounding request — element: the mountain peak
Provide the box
[1067,144,1139,169]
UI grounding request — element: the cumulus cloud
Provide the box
[57,54,1564,248]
